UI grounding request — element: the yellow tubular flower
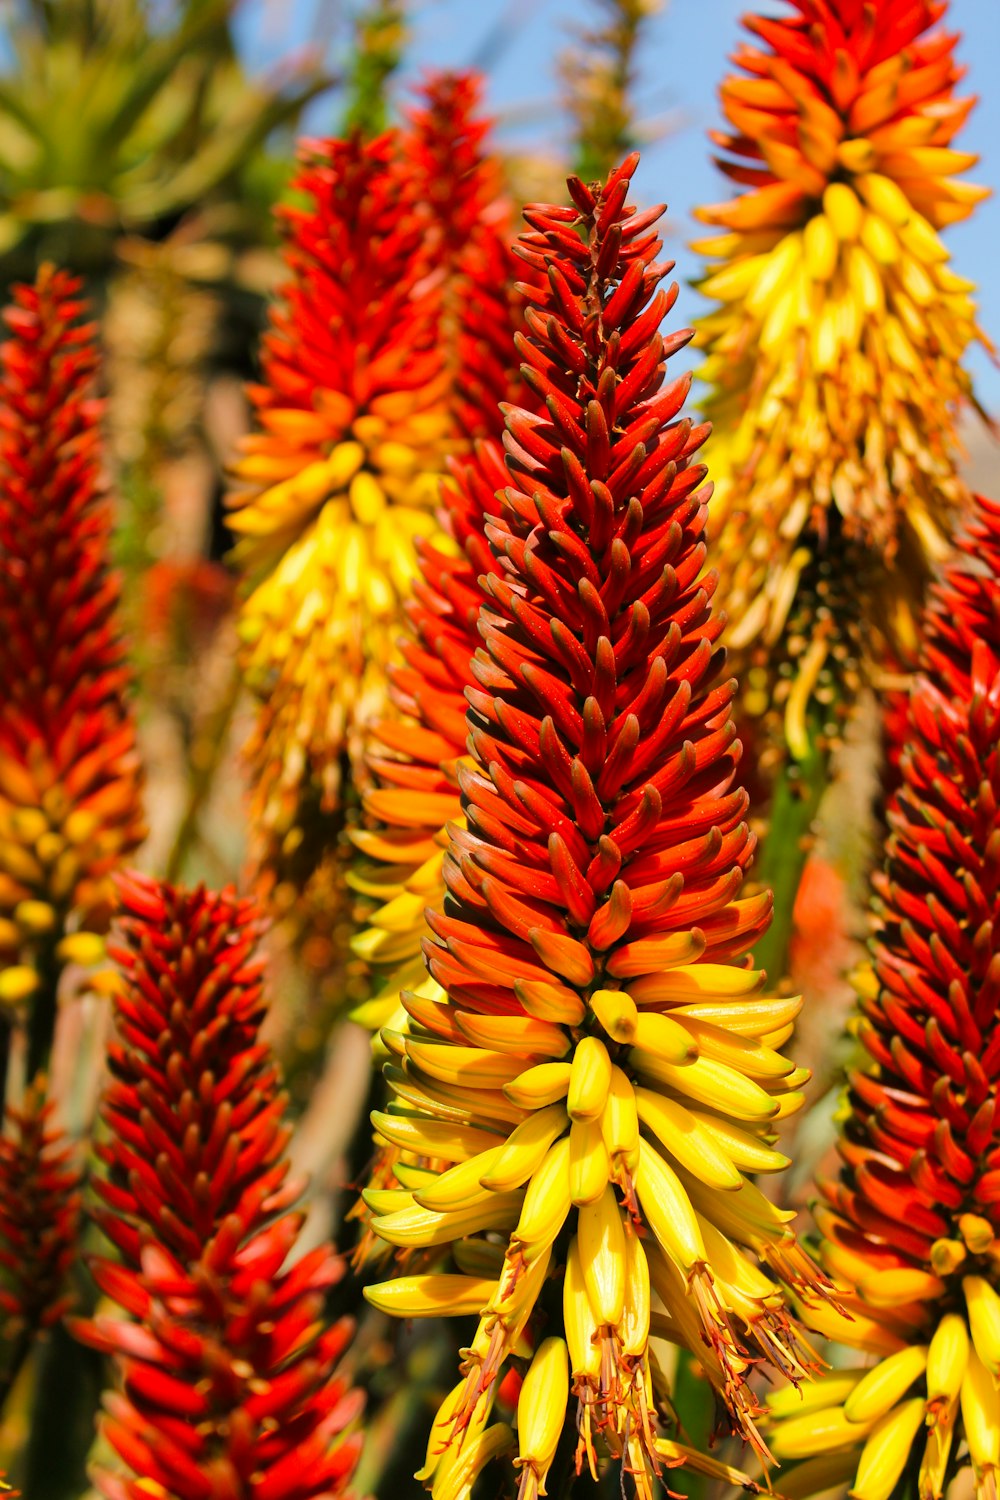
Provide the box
[694,0,990,744]
[362,159,831,1498]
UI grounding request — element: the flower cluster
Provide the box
[694,0,989,744]
[766,494,1000,1500]
[231,75,519,981]
[0,267,144,1005]
[229,129,449,891]
[363,155,828,1499]
[73,874,363,1498]
[0,1082,81,1345]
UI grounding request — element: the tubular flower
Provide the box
[694,0,990,742]
[0,1080,81,1342]
[72,874,364,1500]
[228,128,450,905]
[0,266,144,1002]
[765,494,1000,1500]
[364,155,829,1498]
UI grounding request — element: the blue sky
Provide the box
[242,0,1000,409]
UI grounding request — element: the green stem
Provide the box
[17,1320,104,1499]
[751,721,830,986]
[165,656,243,883]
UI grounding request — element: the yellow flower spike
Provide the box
[55,931,107,967]
[0,966,39,1005]
[695,1,991,748]
[515,1337,568,1500]
[362,159,833,1496]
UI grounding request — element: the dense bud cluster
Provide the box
[73,876,363,1500]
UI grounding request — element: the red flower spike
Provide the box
[0,1078,81,1339]
[0,266,143,967]
[365,156,828,1499]
[73,875,363,1500]
[767,495,1000,1498]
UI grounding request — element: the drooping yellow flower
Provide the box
[694,0,990,749]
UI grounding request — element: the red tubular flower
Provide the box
[72,875,363,1500]
[0,266,143,990]
[0,1081,81,1340]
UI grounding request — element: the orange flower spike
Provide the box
[229,130,451,892]
[72,875,364,1500]
[695,0,990,738]
[365,156,829,1499]
[766,495,1000,1500]
[0,266,143,1023]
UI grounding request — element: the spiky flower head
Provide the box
[364,155,828,1499]
[231,78,517,972]
[0,266,144,1002]
[765,494,1000,1500]
[695,0,989,744]
[0,1081,81,1345]
[229,128,449,875]
[72,874,363,1500]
